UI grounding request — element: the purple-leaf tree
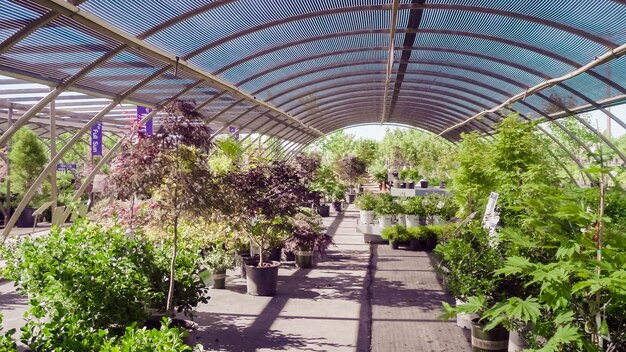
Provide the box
[108,100,220,313]
[222,160,308,266]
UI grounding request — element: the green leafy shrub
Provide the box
[2,221,208,349]
[374,193,402,215]
[404,196,426,216]
[381,225,409,242]
[406,226,431,240]
[101,319,192,352]
[355,192,377,211]
[0,314,17,352]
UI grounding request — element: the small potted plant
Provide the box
[381,224,409,249]
[375,193,401,228]
[283,209,334,268]
[403,196,425,227]
[355,192,377,225]
[202,244,236,289]
[406,226,430,251]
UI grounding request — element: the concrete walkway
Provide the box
[0,206,470,351]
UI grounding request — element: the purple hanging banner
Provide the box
[91,121,102,156]
[137,106,153,135]
[229,126,239,141]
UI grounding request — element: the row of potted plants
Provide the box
[355,192,458,228]
[380,224,451,251]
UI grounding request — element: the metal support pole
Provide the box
[49,89,57,217]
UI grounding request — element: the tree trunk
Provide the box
[166,214,179,314]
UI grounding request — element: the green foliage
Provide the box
[374,193,402,215]
[9,127,49,204]
[355,192,377,211]
[404,196,426,216]
[332,155,367,187]
[202,245,236,272]
[2,221,208,349]
[101,319,192,352]
[0,314,17,351]
[309,165,346,202]
[380,224,409,242]
[352,138,378,167]
[406,226,431,240]
[378,128,456,181]
[313,130,355,164]
[208,137,243,174]
[450,132,493,215]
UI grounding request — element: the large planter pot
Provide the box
[332,201,342,212]
[389,240,399,250]
[471,318,509,352]
[317,205,330,217]
[419,180,429,188]
[212,269,226,289]
[399,182,407,188]
[378,215,394,228]
[246,261,281,296]
[295,248,313,268]
[407,181,415,189]
[16,207,36,228]
[346,194,356,204]
[359,210,375,225]
[405,214,419,227]
[456,298,478,329]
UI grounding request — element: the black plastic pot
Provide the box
[332,201,342,212]
[213,270,226,289]
[439,181,447,189]
[407,181,415,189]
[426,236,437,251]
[471,318,509,352]
[419,180,429,188]
[409,238,427,251]
[317,205,330,217]
[246,261,280,296]
[16,207,36,228]
[295,248,313,268]
[389,240,399,250]
[399,182,407,188]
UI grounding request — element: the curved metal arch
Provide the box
[305,105,481,135]
[137,0,237,39]
[269,67,515,107]
[293,92,484,126]
[278,75,507,113]
[259,46,626,133]
[231,27,625,97]
[290,86,493,119]
[302,100,476,130]
[299,94,485,129]
[292,71,520,126]
[182,3,615,62]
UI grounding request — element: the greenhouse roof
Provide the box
[1,0,626,147]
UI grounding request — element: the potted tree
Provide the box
[355,191,377,225]
[283,209,334,268]
[406,226,430,251]
[108,100,220,316]
[223,160,308,296]
[9,127,48,228]
[333,155,367,203]
[308,165,339,217]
